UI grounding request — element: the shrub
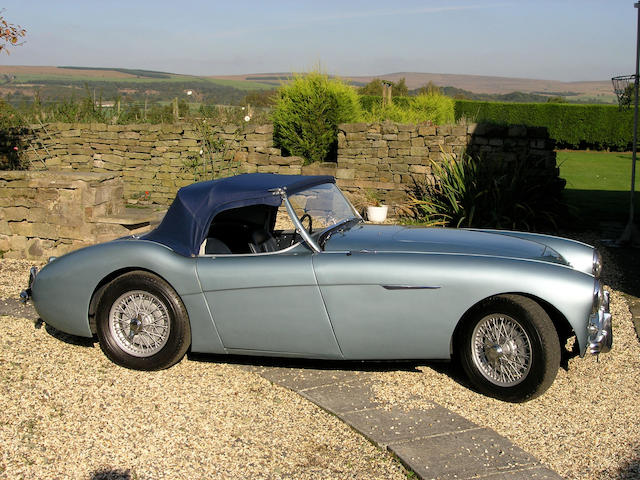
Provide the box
[408,152,565,231]
[272,72,362,164]
[454,100,633,150]
[361,93,455,125]
[0,99,25,129]
[0,100,28,170]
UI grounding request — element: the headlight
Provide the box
[592,249,603,278]
[592,279,603,314]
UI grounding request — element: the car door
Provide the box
[196,252,342,358]
[312,251,453,360]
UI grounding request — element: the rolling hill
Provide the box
[0,66,617,105]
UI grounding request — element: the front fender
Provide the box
[31,240,200,337]
[314,251,594,357]
[470,229,596,276]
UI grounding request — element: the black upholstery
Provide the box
[249,229,278,253]
[204,238,232,255]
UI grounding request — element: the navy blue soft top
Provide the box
[142,173,335,257]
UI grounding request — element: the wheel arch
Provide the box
[88,267,180,334]
[450,292,574,357]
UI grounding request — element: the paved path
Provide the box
[3,298,562,479]
[242,363,562,480]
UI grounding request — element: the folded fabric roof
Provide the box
[142,173,335,257]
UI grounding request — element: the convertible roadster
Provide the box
[22,173,611,402]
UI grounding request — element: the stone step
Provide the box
[94,207,165,228]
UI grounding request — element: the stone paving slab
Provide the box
[475,466,563,480]
[258,366,374,391]
[389,427,541,480]
[340,403,477,446]
[626,295,640,342]
[297,380,383,414]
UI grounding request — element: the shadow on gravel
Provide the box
[90,468,131,480]
[43,324,95,348]
[616,452,640,480]
[188,351,478,390]
[602,244,640,299]
[188,351,429,373]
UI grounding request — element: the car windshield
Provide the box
[287,183,361,235]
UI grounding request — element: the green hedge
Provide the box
[454,100,633,150]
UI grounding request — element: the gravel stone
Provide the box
[0,259,406,480]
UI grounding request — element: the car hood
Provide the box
[323,224,566,264]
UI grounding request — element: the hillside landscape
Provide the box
[0,65,616,106]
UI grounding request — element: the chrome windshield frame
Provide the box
[271,187,322,253]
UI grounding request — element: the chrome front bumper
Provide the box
[587,290,612,354]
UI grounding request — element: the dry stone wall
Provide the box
[0,171,155,259]
[20,123,308,206]
[0,121,559,258]
[17,121,557,215]
[335,122,557,214]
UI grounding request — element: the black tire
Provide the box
[458,294,560,402]
[95,271,191,370]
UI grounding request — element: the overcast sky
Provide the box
[2,0,635,81]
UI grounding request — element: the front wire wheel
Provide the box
[471,314,532,387]
[96,271,191,371]
[108,290,171,358]
[459,295,560,402]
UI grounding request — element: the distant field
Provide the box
[0,66,275,91]
[558,150,639,224]
[0,65,136,79]
[7,73,272,90]
[199,77,274,90]
[341,72,614,98]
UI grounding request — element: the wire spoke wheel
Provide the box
[471,314,532,387]
[458,295,560,402]
[108,290,171,357]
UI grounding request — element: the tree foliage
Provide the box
[358,77,408,97]
[0,12,26,54]
[415,81,441,96]
[272,72,362,164]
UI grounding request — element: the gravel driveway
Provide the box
[1,238,639,480]
[0,264,407,479]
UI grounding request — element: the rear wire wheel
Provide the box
[458,294,560,402]
[96,271,191,370]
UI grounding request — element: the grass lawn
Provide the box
[557,150,639,226]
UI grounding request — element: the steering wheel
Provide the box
[299,213,313,234]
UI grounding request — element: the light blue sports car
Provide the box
[22,173,612,402]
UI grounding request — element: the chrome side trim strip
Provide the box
[382,285,441,290]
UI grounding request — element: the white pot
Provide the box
[366,205,388,223]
